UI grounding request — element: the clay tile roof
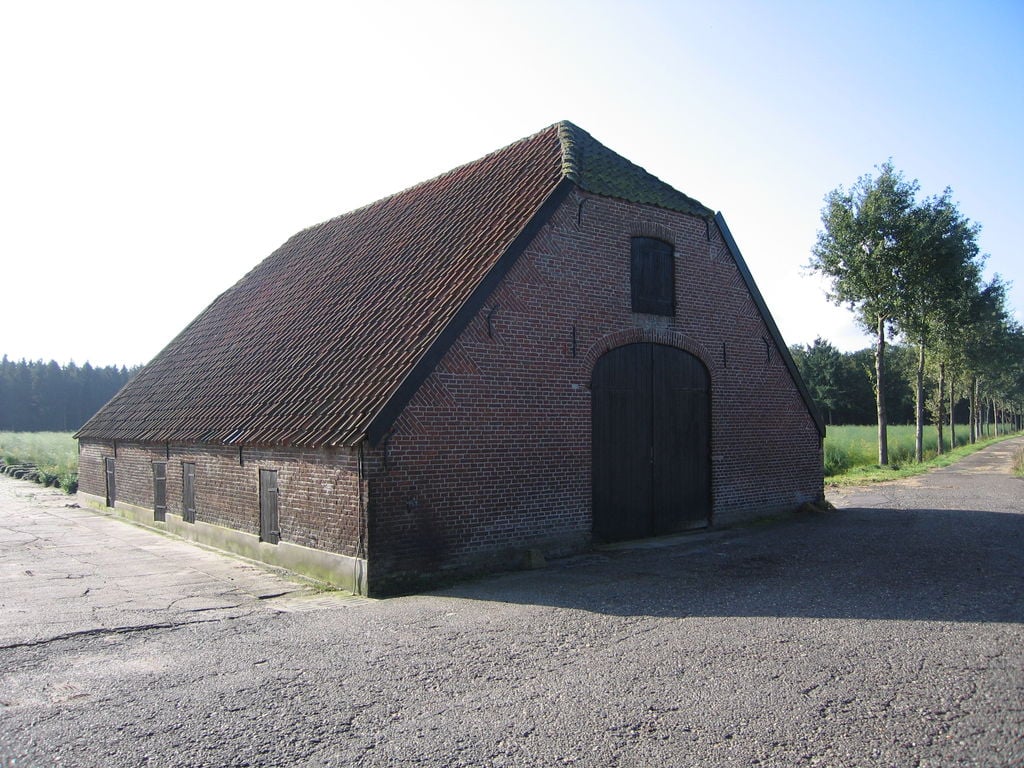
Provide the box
[76,122,713,448]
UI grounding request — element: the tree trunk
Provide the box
[936,361,945,455]
[969,376,978,443]
[875,315,889,466]
[969,377,975,443]
[948,372,956,450]
[915,341,925,463]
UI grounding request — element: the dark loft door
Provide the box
[104,457,116,508]
[592,343,710,541]
[259,469,280,544]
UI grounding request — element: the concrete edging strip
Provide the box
[78,492,368,594]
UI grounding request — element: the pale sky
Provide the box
[2,0,1021,367]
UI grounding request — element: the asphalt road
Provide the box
[1,438,1023,767]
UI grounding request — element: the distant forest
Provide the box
[0,357,139,432]
[790,340,972,426]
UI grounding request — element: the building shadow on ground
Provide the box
[437,506,1024,624]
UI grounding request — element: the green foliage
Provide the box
[1014,448,1024,478]
[0,432,78,492]
[809,162,1020,465]
[810,161,920,334]
[790,337,842,423]
[899,189,983,346]
[825,424,977,479]
[809,161,928,466]
[0,356,140,432]
[791,341,918,425]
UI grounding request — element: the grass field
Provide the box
[824,424,1020,482]
[823,424,975,476]
[0,431,78,492]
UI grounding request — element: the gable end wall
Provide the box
[365,188,823,589]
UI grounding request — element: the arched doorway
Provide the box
[591,343,711,541]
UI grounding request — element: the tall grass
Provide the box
[825,424,986,477]
[0,431,78,492]
[1014,447,1024,478]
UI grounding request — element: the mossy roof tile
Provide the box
[558,121,713,218]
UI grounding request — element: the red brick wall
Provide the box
[366,188,822,583]
[79,186,822,593]
[78,441,365,558]
[78,440,107,497]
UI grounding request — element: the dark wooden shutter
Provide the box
[259,469,280,544]
[104,457,116,508]
[182,462,196,523]
[153,462,167,522]
[631,237,674,315]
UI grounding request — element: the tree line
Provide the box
[808,162,1023,462]
[790,338,1021,434]
[0,357,139,432]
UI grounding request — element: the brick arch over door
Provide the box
[579,328,718,383]
[590,342,711,542]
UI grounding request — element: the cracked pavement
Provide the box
[1,438,1023,767]
[0,480,339,653]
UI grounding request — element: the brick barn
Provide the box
[76,121,825,596]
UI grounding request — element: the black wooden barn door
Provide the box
[592,344,652,541]
[592,343,710,541]
[259,469,280,544]
[153,462,167,521]
[104,457,116,508]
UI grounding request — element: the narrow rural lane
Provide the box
[1,438,1022,767]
